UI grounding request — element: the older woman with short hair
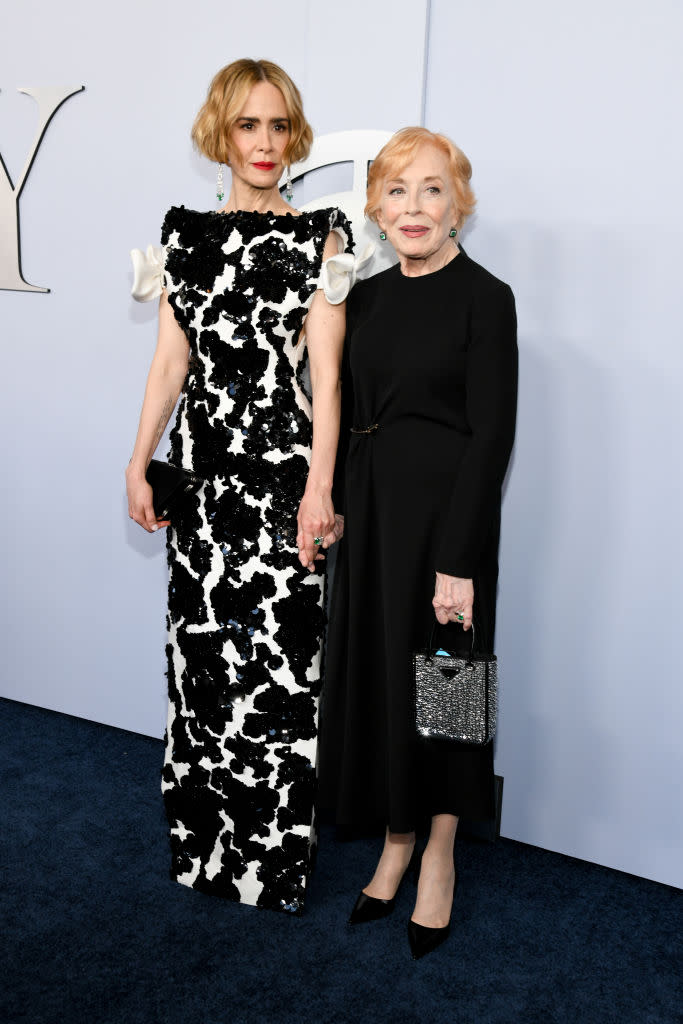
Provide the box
[320,127,518,957]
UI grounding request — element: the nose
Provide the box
[256,125,272,153]
[406,188,421,214]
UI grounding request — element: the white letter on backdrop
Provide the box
[0,85,84,293]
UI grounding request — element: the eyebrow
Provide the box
[386,175,445,185]
[236,116,290,124]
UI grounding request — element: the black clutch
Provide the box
[145,459,204,520]
[413,625,498,745]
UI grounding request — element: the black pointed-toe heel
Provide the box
[348,889,396,925]
[408,867,458,960]
[408,918,451,959]
[349,845,421,925]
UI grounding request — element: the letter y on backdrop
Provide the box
[0,85,84,293]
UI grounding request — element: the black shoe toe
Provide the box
[348,890,396,925]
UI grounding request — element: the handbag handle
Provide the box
[426,620,476,664]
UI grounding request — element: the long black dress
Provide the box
[319,248,518,832]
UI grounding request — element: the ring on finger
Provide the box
[313,536,323,546]
[455,612,465,622]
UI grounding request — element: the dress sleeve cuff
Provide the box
[130,244,166,302]
[318,245,374,305]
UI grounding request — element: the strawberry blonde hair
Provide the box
[365,127,476,228]
[192,58,313,167]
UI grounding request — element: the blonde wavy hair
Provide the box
[191,58,313,167]
[365,127,476,228]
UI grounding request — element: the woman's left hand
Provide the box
[433,572,474,630]
[324,514,345,548]
[297,491,336,572]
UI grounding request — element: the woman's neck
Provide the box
[219,177,294,216]
[398,240,459,278]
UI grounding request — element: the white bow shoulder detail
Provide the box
[130,244,166,302]
[319,245,375,305]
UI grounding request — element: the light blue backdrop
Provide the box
[1,0,680,887]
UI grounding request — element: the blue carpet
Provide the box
[0,697,680,1024]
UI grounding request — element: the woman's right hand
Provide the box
[126,466,170,532]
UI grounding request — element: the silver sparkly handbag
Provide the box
[413,625,498,745]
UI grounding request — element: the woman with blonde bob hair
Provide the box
[320,127,518,958]
[127,58,354,914]
[191,58,313,173]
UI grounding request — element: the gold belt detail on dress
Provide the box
[350,423,379,435]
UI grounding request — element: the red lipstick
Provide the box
[253,161,276,170]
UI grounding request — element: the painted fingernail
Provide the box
[152,525,158,532]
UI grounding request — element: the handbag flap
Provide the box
[145,460,203,517]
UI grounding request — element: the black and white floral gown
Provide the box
[131,205,354,913]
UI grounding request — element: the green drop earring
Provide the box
[379,230,387,241]
[449,228,457,238]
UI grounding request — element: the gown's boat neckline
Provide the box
[215,208,304,219]
[173,204,309,221]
